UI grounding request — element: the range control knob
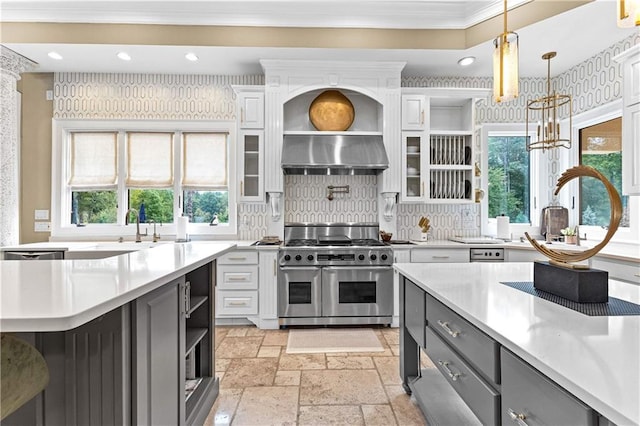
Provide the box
[381,254,388,261]
[495,252,501,257]
[295,254,302,261]
[370,254,377,261]
[284,254,291,261]
[307,254,314,261]
[358,254,365,261]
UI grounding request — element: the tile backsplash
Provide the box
[284,175,378,223]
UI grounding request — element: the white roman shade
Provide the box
[126,132,174,187]
[182,132,228,189]
[68,132,118,187]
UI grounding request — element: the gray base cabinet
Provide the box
[399,275,608,426]
[4,262,217,426]
[501,348,596,426]
[133,277,184,425]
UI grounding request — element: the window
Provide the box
[481,124,544,237]
[487,135,531,223]
[579,118,629,228]
[52,120,236,238]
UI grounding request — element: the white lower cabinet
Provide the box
[505,248,546,263]
[590,256,640,285]
[216,250,258,318]
[411,248,469,263]
[392,248,411,327]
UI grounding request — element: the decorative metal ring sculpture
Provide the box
[524,165,622,264]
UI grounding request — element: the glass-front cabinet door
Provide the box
[401,132,426,202]
[238,130,264,202]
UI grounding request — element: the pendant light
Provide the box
[526,52,572,151]
[493,0,519,103]
[618,0,640,27]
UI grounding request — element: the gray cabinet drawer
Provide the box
[425,327,500,426]
[427,294,500,385]
[501,348,597,426]
[404,279,426,347]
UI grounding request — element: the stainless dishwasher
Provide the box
[3,251,64,260]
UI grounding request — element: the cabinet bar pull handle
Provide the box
[228,276,248,281]
[240,107,244,124]
[421,110,425,124]
[507,409,529,426]
[432,256,450,259]
[273,259,277,276]
[240,181,244,196]
[228,301,247,306]
[437,320,460,337]
[422,182,425,196]
[228,257,247,261]
[437,360,460,381]
[184,281,191,318]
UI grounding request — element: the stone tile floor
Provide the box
[204,326,432,426]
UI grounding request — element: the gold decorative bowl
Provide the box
[309,90,355,131]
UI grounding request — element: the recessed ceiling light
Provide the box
[185,53,199,62]
[48,51,63,60]
[457,56,475,66]
[117,52,131,61]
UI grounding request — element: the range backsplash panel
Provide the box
[284,175,378,223]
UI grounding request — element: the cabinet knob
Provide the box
[507,409,529,426]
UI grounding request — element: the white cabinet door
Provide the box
[401,131,427,202]
[402,95,427,130]
[238,92,264,129]
[258,251,279,329]
[622,102,640,195]
[411,248,469,263]
[238,130,264,202]
[392,249,411,327]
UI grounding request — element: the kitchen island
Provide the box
[395,262,639,426]
[0,242,235,425]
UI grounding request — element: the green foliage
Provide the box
[580,153,628,227]
[487,136,530,223]
[129,189,174,223]
[74,191,117,223]
[184,190,229,223]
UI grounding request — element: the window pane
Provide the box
[579,118,629,227]
[72,190,117,224]
[129,189,174,223]
[487,135,530,223]
[183,190,229,224]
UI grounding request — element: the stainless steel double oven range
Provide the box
[278,223,393,326]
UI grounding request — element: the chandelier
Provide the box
[618,0,640,27]
[493,0,519,103]
[526,52,572,151]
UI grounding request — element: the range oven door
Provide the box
[278,266,322,318]
[321,267,393,317]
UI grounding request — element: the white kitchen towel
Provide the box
[496,215,510,240]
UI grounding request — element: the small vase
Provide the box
[565,235,577,244]
[420,232,429,241]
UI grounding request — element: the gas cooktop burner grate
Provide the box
[285,238,386,247]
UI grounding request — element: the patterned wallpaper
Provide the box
[284,175,378,223]
[51,33,638,241]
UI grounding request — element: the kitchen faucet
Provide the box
[148,220,161,242]
[125,208,148,242]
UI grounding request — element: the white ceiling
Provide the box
[2,0,638,78]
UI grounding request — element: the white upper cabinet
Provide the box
[400,88,490,204]
[614,45,640,196]
[238,91,265,129]
[233,86,266,202]
[402,94,427,130]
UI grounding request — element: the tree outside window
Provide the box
[487,135,531,223]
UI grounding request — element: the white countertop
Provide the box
[0,242,235,332]
[394,262,640,426]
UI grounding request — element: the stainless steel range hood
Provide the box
[281,134,389,175]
